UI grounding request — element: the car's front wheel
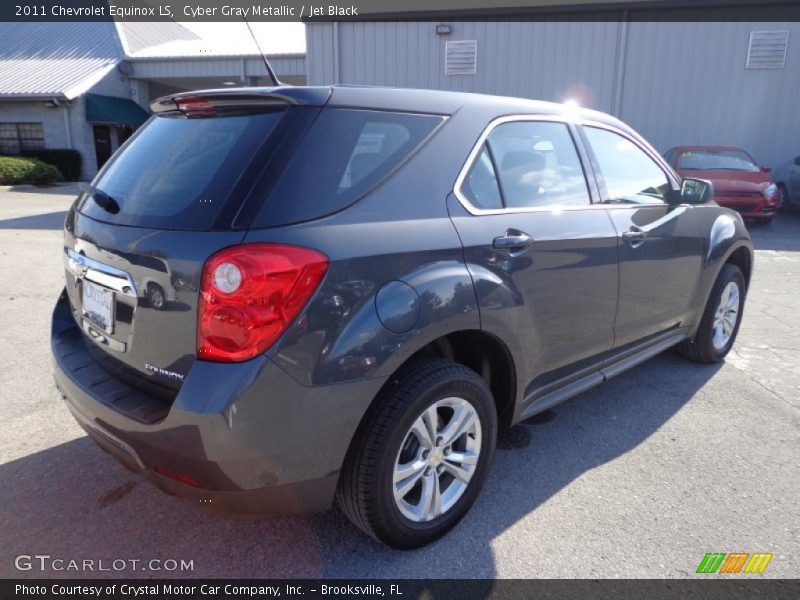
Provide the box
[678,263,746,363]
[337,357,497,549]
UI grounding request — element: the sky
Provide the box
[178,22,306,55]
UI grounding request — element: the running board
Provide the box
[520,332,685,420]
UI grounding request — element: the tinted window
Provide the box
[78,111,285,230]
[488,121,589,209]
[585,127,671,205]
[461,144,503,210]
[255,109,443,227]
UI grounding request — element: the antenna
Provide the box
[243,19,281,87]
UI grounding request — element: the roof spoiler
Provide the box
[150,87,332,117]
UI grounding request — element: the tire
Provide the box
[147,283,165,310]
[778,184,790,211]
[336,357,497,549]
[678,264,746,364]
[754,217,774,225]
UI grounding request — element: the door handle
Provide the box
[621,228,647,247]
[493,230,533,254]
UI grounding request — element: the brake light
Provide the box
[198,244,328,362]
[176,96,216,118]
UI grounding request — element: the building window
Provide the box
[0,122,45,155]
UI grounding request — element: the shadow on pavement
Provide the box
[0,211,68,230]
[0,352,721,579]
[747,211,800,252]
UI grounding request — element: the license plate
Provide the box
[82,280,114,334]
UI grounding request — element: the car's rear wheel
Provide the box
[678,264,745,363]
[336,357,497,549]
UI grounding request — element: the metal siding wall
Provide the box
[306,23,336,85]
[307,11,798,166]
[307,20,620,110]
[318,21,620,110]
[621,18,800,166]
[133,57,305,79]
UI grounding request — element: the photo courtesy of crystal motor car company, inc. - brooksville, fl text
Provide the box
[0,0,799,599]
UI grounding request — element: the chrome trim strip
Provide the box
[452,113,680,216]
[64,248,138,298]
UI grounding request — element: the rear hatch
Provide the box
[62,89,327,400]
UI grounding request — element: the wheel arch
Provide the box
[338,328,517,487]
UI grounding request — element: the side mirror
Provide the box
[761,166,772,173]
[678,177,714,204]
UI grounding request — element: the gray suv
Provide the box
[51,86,753,548]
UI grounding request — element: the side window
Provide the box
[461,144,503,210]
[663,148,676,167]
[255,109,443,227]
[584,127,671,205]
[488,121,590,209]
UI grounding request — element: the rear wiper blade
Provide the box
[79,182,120,214]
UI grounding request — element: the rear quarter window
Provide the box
[253,109,444,227]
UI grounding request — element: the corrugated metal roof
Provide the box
[0,21,203,98]
[0,22,121,99]
[116,22,199,55]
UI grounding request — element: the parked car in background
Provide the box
[663,146,780,224]
[771,154,800,210]
[53,86,754,548]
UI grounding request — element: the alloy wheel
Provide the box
[392,397,482,522]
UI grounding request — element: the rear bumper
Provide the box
[51,290,383,514]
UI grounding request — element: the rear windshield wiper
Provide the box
[79,183,120,214]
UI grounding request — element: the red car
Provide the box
[664,146,780,224]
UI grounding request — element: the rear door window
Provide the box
[458,120,590,211]
[254,109,444,227]
[77,110,285,230]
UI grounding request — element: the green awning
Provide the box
[85,93,149,128]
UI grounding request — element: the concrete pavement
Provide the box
[0,185,797,578]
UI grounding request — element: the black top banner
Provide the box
[3,0,800,22]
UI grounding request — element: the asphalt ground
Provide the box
[0,184,797,578]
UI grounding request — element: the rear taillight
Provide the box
[198,244,328,362]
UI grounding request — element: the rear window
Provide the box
[77,111,285,230]
[253,109,444,227]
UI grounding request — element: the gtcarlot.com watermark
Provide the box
[15,554,194,572]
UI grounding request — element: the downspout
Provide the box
[612,9,630,118]
[62,101,73,149]
[332,22,340,84]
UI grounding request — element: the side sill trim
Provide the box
[519,331,685,421]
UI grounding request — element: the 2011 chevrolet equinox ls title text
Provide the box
[51,86,753,548]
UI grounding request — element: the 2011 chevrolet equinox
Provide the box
[51,86,753,548]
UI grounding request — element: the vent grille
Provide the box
[445,40,478,75]
[746,31,789,69]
